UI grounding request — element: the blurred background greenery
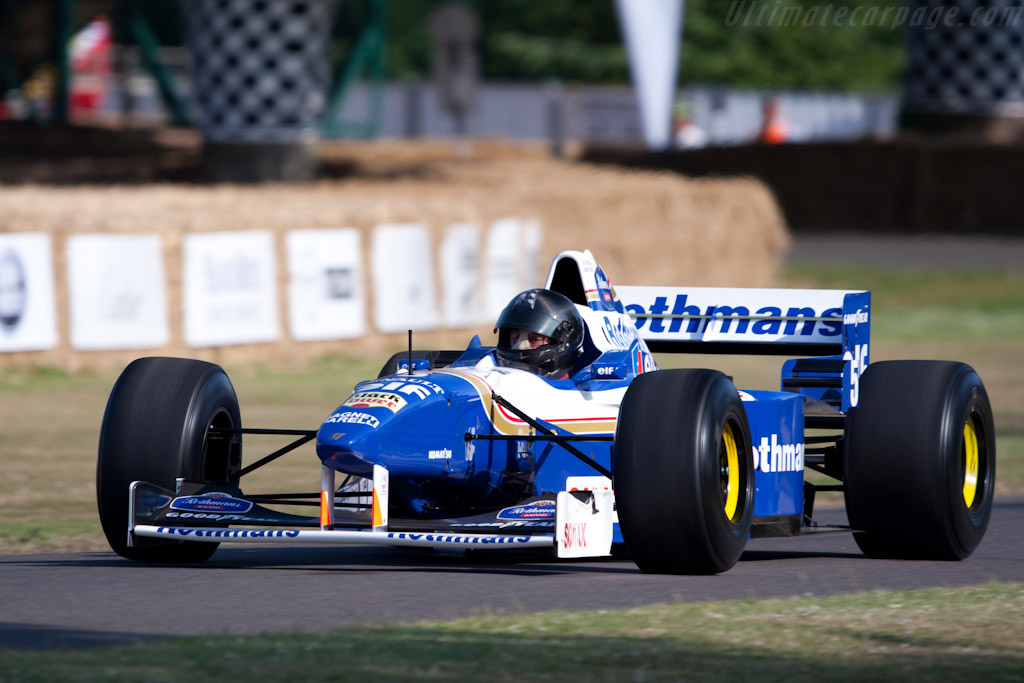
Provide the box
[129,0,905,90]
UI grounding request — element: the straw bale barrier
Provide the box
[0,140,788,371]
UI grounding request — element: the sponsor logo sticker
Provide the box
[387,532,533,545]
[625,294,843,338]
[342,391,407,413]
[562,522,588,550]
[323,411,381,429]
[355,378,444,399]
[170,492,253,514]
[496,500,556,520]
[160,527,300,539]
[843,309,869,327]
[753,434,805,473]
[602,316,640,350]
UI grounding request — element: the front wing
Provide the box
[128,466,614,560]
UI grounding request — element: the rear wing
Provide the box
[617,286,871,412]
[615,285,870,358]
[542,250,870,411]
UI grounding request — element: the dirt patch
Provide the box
[0,127,788,371]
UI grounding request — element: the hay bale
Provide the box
[0,140,788,371]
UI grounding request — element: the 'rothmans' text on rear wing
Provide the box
[617,286,871,411]
[616,286,869,357]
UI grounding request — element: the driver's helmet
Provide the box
[494,289,585,378]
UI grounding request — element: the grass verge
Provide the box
[1,582,1021,682]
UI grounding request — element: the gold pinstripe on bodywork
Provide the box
[434,369,617,436]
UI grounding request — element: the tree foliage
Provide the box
[681,0,905,90]
[345,0,905,91]
[142,0,905,91]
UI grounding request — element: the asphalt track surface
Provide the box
[1,499,1021,651]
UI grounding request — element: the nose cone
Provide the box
[315,376,457,478]
[316,372,488,485]
[316,408,384,478]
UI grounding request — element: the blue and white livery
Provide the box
[105,248,994,574]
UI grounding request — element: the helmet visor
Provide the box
[495,306,564,341]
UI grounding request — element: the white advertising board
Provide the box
[183,231,279,347]
[371,224,439,334]
[484,217,523,319]
[523,218,543,288]
[286,229,366,341]
[67,234,169,350]
[0,233,58,352]
[440,223,482,328]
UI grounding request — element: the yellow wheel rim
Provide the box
[963,417,979,508]
[721,422,740,521]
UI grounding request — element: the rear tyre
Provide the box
[614,370,754,574]
[844,361,995,560]
[96,357,242,563]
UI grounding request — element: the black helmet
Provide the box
[494,289,585,378]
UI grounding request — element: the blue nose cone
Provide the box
[315,371,484,484]
[316,408,387,478]
[315,383,419,473]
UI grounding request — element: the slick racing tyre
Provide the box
[614,369,754,574]
[96,357,242,563]
[844,361,995,560]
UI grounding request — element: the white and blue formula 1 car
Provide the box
[96,250,996,574]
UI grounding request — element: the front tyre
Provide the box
[96,357,242,563]
[614,370,754,574]
[844,361,996,560]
